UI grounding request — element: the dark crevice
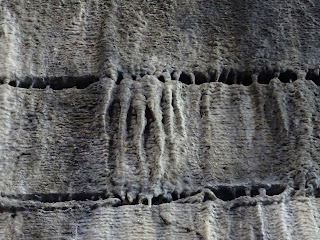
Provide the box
[258,69,275,84]
[0,77,5,84]
[218,69,229,84]
[194,71,208,84]
[234,187,247,198]
[0,185,318,210]
[152,195,169,205]
[179,72,192,85]
[2,68,319,90]
[9,81,17,87]
[250,186,260,197]
[4,192,108,203]
[1,186,285,205]
[116,195,140,206]
[306,69,320,85]
[172,191,179,201]
[279,70,297,83]
[237,71,253,86]
[213,186,235,201]
[18,78,32,88]
[158,75,165,83]
[180,191,189,199]
[6,76,99,90]
[226,69,237,85]
[315,188,320,198]
[141,199,148,205]
[31,77,46,89]
[266,185,286,196]
[116,72,123,85]
[143,106,154,150]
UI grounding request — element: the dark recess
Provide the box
[213,186,235,201]
[234,187,247,198]
[3,68,319,90]
[226,69,236,85]
[218,69,229,84]
[141,199,149,205]
[179,72,192,85]
[7,192,107,203]
[7,76,99,90]
[158,75,165,82]
[237,71,253,86]
[172,191,179,201]
[1,185,317,209]
[152,195,169,205]
[8,81,17,87]
[250,187,260,197]
[306,69,320,85]
[0,77,5,84]
[278,70,297,83]
[194,71,208,85]
[32,77,47,89]
[315,188,320,198]
[116,72,123,85]
[266,185,285,196]
[258,69,274,84]
[143,106,154,150]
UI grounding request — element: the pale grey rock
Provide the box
[1,0,320,79]
[0,0,320,239]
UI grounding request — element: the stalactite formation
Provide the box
[1,0,320,239]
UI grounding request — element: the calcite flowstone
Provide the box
[0,0,320,239]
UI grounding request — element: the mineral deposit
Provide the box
[0,0,320,239]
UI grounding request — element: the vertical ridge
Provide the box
[292,199,319,240]
[228,206,255,240]
[195,202,228,240]
[101,79,116,181]
[131,92,149,194]
[161,83,177,186]
[291,81,316,190]
[172,84,186,137]
[144,78,165,197]
[252,203,267,240]
[269,79,289,134]
[264,203,292,240]
[199,86,213,182]
[115,79,132,199]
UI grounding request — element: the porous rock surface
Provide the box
[0,0,320,239]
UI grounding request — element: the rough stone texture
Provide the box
[2,0,320,79]
[1,0,320,239]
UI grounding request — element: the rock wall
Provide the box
[0,0,320,239]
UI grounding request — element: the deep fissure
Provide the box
[2,68,319,90]
[0,184,303,207]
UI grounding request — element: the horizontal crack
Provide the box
[0,184,294,205]
[0,75,99,90]
[1,68,319,90]
[3,192,109,203]
[0,185,317,213]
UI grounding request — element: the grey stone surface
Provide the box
[0,0,320,239]
[1,0,320,79]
